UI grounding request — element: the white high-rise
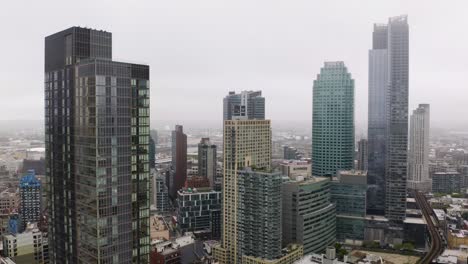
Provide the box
[407,104,430,191]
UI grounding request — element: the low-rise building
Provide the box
[280,160,311,180]
[2,223,47,264]
[0,188,19,212]
[242,244,303,264]
[150,215,170,241]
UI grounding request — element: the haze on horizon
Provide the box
[0,0,467,131]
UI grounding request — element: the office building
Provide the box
[176,188,221,238]
[280,160,311,180]
[19,170,41,227]
[282,177,336,254]
[331,170,367,242]
[2,223,47,264]
[432,172,463,194]
[312,62,354,177]
[45,27,150,263]
[407,104,431,191]
[356,139,368,171]
[237,168,282,260]
[367,23,389,215]
[170,125,187,199]
[223,91,265,120]
[198,138,217,187]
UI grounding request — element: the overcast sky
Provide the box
[0,0,467,131]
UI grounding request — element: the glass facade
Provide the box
[312,62,354,177]
[45,27,150,264]
[282,178,336,254]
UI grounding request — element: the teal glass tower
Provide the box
[312,62,355,177]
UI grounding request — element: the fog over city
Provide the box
[0,0,467,132]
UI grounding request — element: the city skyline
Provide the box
[0,0,467,131]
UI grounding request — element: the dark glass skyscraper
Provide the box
[385,16,409,222]
[45,27,150,263]
[367,24,388,215]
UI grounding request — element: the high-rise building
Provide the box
[384,15,409,222]
[170,125,187,199]
[223,91,265,120]
[407,104,430,191]
[432,172,462,194]
[331,170,367,242]
[19,170,41,227]
[237,168,282,260]
[312,62,355,177]
[198,138,217,188]
[367,24,389,215]
[213,118,272,264]
[45,27,150,263]
[282,177,336,254]
[356,139,368,171]
[215,91,301,264]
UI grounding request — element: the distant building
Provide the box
[176,188,221,239]
[432,172,463,194]
[312,62,354,177]
[331,170,367,242]
[198,138,217,188]
[184,176,210,189]
[2,223,47,264]
[280,160,311,180]
[0,189,19,212]
[282,177,336,254]
[223,90,265,120]
[19,170,42,227]
[407,104,431,191]
[153,173,170,213]
[356,139,368,171]
[284,146,300,160]
[171,125,187,199]
[21,158,45,175]
[237,168,283,260]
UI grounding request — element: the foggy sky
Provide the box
[0,0,467,131]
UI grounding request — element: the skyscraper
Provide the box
[19,170,41,227]
[45,27,150,263]
[149,135,156,169]
[356,139,368,171]
[198,138,217,188]
[223,90,265,120]
[170,125,187,199]
[312,62,355,177]
[367,23,389,215]
[408,104,430,191]
[384,15,409,222]
[213,117,272,264]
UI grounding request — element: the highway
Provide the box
[414,191,445,264]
